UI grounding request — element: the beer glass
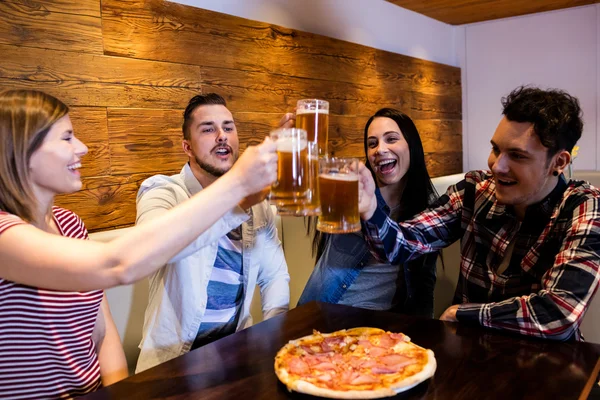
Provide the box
[277,142,321,216]
[317,157,360,234]
[269,128,309,212]
[296,99,329,156]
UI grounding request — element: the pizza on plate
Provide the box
[274,327,436,399]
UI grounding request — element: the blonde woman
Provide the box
[0,90,277,399]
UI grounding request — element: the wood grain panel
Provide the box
[411,92,462,120]
[0,78,200,109]
[415,120,462,153]
[2,0,101,17]
[0,44,202,108]
[202,67,411,117]
[374,50,461,97]
[425,152,463,178]
[386,0,598,25]
[0,1,103,53]
[101,0,382,85]
[54,172,178,231]
[108,108,187,175]
[68,107,110,177]
[0,44,201,89]
[328,115,367,158]
[231,112,281,147]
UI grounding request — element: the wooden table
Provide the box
[85,302,600,399]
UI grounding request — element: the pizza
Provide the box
[274,327,436,399]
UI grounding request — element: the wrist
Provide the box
[222,171,249,200]
[362,200,377,221]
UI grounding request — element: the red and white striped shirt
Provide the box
[0,207,103,399]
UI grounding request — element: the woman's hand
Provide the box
[358,163,377,220]
[278,112,295,129]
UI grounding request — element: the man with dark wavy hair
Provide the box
[361,86,600,341]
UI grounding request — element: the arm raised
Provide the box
[0,138,277,291]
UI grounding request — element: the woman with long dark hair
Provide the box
[298,108,438,316]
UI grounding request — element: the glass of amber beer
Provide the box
[316,157,361,233]
[296,99,329,156]
[269,128,310,213]
[275,141,321,216]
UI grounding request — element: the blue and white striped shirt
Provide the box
[193,227,244,348]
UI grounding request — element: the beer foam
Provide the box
[319,173,358,181]
[276,137,308,152]
[296,108,329,115]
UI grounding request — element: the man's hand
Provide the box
[239,186,270,210]
[229,137,278,197]
[358,163,377,220]
[439,305,460,322]
[278,113,295,129]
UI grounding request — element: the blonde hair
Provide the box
[0,90,69,222]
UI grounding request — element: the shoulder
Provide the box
[137,172,188,203]
[52,206,84,224]
[0,211,26,235]
[463,170,493,186]
[52,206,89,239]
[462,170,496,203]
[565,180,600,199]
[561,180,600,213]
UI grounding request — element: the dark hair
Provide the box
[310,108,438,258]
[501,86,583,155]
[182,93,227,140]
[363,108,438,219]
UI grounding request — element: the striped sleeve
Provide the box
[0,212,26,235]
[52,206,89,240]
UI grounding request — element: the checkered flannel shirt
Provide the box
[364,170,600,340]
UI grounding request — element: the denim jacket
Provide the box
[299,189,437,317]
[135,164,290,373]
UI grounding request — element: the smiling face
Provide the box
[183,104,239,179]
[488,117,569,215]
[366,117,410,187]
[28,114,88,198]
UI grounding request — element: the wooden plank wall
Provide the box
[386,0,599,25]
[0,0,462,231]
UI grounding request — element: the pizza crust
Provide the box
[274,328,436,399]
[291,380,397,399]
[389,349,436,393]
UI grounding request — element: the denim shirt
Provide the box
[135,164,290,373]
[298,189,437,317]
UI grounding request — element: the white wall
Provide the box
[169,0,458,67]
[460,5,599,171]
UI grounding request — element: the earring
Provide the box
[553,171,559,176]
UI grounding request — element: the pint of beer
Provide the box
[269,128,310,212]
[296,99,329,156]
[276,142,321,216]
[316,158,361,234]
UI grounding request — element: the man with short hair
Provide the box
[361,86,600,341]
[135,93,289,372]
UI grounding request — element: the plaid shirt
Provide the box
[364,170,600,341]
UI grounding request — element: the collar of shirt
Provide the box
[183,163,204,195]
[485,173,568,221]
[375,188,391,215]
